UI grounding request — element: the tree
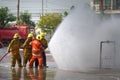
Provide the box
[70,5,75,10]
[19,11,35,27]
[63,5,75,17]
[37,13,63,34]
[0,7,16,28]
[64,11,68,17]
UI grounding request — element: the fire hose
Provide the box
[0,52,9,62]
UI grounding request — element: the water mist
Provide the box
[49,0,120,72]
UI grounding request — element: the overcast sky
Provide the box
[0,0,90,21]
[0,0,82,11]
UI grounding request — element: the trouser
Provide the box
[29,55,43,68]
[11,53,22,67]
[23,54,32,67]
[35,51,46,67]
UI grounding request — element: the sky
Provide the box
[0,0,84,21]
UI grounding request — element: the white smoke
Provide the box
[49,0,120,71]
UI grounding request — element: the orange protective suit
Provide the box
[29,39,44,69]
[35,37,48,68]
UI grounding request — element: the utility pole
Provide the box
[99,0,104,20]
[42,0,44,16]
[46,0,47,13]
[17,0,20,25]
[41,0,44,30]
[99,0,103,14]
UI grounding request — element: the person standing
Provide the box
[35,32,48,68]
[22,33,34,67]
[7,33,22,68]
[29,35,44,69]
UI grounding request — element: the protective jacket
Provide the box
[7,38,20,54]
[30,39,44,55]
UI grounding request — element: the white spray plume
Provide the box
[49,0,120,71]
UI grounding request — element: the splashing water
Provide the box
[0,48,24,68]
[0,48,11,67]
[49,0,120,72]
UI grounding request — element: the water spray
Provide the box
[49,0,120,72]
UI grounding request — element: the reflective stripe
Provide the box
[32,53,42,56]
[32,48,40,50]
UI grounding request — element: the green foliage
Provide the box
[70,5,75,10]
[37,13,63,34]
[64,11,68,17]
[0,7,16,28]
[19,11,35,26]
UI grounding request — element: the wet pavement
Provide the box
[1,48,120,80]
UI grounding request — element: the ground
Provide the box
[0,47,120,80]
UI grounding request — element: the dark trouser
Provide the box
[35,51,46,67]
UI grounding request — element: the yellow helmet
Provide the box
[13,33,19,39]
[28,33,34,38]
[36,35,41,40]
[40,32,46,38]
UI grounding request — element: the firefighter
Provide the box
[22,33,34,67]
[0,40,4,48]
[29,35,44,69]
[7,33,22,68]
[35,32,48,68]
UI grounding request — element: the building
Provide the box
[91,0,120,14]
